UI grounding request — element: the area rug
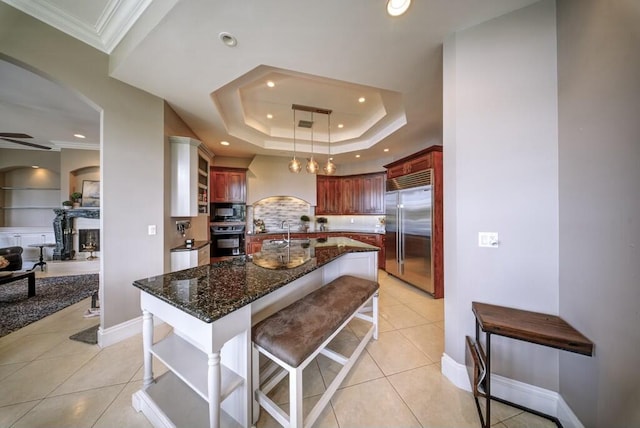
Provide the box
[0,273,98,337]
[69,323,99,344]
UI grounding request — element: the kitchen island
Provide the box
[132,237,379,428]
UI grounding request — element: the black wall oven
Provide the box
[210,202,246,257]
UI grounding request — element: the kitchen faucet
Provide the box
[281,220,291,245]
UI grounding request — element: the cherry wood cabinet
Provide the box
[386,150,434,179]
[341,176,361,214]
[316,176,342,215]
[360,173,385,214]
[316,172,385,215]
[210,168,246,203]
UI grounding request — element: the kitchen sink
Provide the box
[251,240,312,269]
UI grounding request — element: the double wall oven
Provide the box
[210,203,246,257]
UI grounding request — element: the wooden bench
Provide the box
[251,275,379,428]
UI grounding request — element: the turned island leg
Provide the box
[208,351,221,428]
[142,309,154,388]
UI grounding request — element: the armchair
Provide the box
[0,246,24,271]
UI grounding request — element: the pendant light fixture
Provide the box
[323,111,336,175]
[290,104,333,174]
[288,109,302,173]
[306,111,319,174]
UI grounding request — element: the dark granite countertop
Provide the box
[170,240,210,252]
[133,237,379,324]
[247,229,385,237]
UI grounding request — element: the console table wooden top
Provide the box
[472,301,594,356]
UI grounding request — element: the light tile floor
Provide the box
[0,269,555,427]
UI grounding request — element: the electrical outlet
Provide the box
[148,225,156,235]
[478,232,499,248]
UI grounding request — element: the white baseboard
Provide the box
[441,353,584,428]
[97,315,166,348]
[557,395,586,428]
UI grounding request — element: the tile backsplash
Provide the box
[252,196,311,233]
[249,196,385,234]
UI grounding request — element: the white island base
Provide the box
[133,250,378,428]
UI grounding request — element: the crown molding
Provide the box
[2,0,151,53]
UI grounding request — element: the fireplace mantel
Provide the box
[53,208,100,260]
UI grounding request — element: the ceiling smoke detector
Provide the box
[219,32,237,47]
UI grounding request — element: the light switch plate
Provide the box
[478,232,499,248]
[148,225,157,235]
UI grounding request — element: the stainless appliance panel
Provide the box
[385,185,434,294]
[401,186,433,293]
[385,191,399,277]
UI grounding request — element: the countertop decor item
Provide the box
[316,216,328,231]
[253,218,265,233]
[300,215,310,232]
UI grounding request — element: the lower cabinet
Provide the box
[343,233,385,269]
[171,243,211,271]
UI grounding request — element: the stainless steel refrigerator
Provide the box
[385,175,433,293]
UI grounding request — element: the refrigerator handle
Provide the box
[398,204,404,274]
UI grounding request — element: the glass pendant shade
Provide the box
[306,156,319,174]
[289,157,302,173]
[323,159,336,175]
[289,109,301,173]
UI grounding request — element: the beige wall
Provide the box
[0,3,165,330]
[443,0,559,389]
[557,0,640,426]
[60,148,100,202]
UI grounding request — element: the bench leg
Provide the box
[373,291,379,340]
[289,366,303,428]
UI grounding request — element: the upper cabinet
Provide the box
[210,168,246,203]
[170,136,210,217]
[316,172,385,215]
[385,147,440,179]
[316,176,342,215]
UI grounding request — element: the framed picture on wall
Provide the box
[81,180,100,207]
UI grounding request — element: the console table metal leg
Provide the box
[485,333,491,428]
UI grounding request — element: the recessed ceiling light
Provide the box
[267,81,275,88]
[31,165,39,169]
[387,0,411,16]
[358,97,366,103]
[220,141,230,146]
[338,124,344,129]
[219,32,238,47]
[74,134,85,139]
[384,148,389,152]
[267,114,273,119]
[355,154,361,158]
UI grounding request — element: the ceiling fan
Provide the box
[0,133,51,150]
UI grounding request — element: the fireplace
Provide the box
[79,229,100,252]
[52,208,100,260]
